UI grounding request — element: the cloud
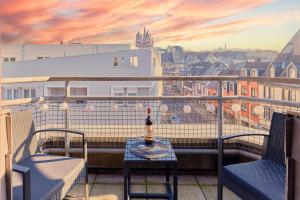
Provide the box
[0,0,298,47]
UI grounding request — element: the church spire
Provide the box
[135,27,154,48]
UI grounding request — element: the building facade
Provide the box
[2,46,162,100]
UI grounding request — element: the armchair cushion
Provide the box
[223,160,285,200]
[13,153,84,200]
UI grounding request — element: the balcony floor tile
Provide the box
[201,185,241,200]
[196,175,218,185]
[65,174,240,200]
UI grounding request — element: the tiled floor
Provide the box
[65,174,240,200]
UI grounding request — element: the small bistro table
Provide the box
[123,138,178,200]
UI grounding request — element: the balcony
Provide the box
[1,76,299,199]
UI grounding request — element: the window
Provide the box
[234,83,238,95]
[37,56,50,60]
[24,89,36,98]
[251,88,257,97]
[229,83,233,92]
[6,89,13,100]
[130,56,138,67]
[241,86,247,95]
[282,89,287,100]
[47,88,65,96]
[70,88,87,96]
[13,90,20,99]
[241,69,247,77]
[251,69,257,77]
[268,66,275,77]
[223,82,227,90]
[113,57,118,66]
[264,86,269,98]
[268,87,274,99]
[47,87,87,96]
[31,89,36,98]
[264,106,273,120]
[3,57,16,62]
[5,89,21,100]
[227,82,230,93]
[241,103,247,112]
[288,90,296,102]
[288,66,297,78]
[24,89,30,98]
[113,56,138,67]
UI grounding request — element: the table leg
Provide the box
[124,164,129,200]
[166,163,170,182]
[173,163,178,200]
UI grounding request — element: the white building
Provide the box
[1,44,162,100]
[0,43,131,62]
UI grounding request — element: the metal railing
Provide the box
[2,76,300,156]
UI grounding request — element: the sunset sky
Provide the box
[0,0,300,51]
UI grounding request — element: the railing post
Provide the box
[64,80,70,156]
[217,80,223,142]
[217,80,223,200]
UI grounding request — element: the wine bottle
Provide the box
[144,108,154,145]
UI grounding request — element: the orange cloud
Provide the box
[0,0,297,47]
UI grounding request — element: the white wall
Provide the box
[2,48,163,98]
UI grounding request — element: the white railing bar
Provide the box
[2,76,300,84]
[66,96,220,101]
[2,95,300,107]
[223,96,300,107]
[47,76,300,84]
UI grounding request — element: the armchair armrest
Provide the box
[13,164,31,200]
[219,133,269,161]
[33,128,88,165]
[222,133,269,141]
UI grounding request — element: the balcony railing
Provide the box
[2,76,300,158]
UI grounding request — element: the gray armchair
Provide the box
[11,110,89,200]
[218,112,286,200]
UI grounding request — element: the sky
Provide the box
[0,0,300,51]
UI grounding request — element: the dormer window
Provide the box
[267,66,275,77]
[241,69,247,77]
[251,69,257,77]
[288,65,297,78]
